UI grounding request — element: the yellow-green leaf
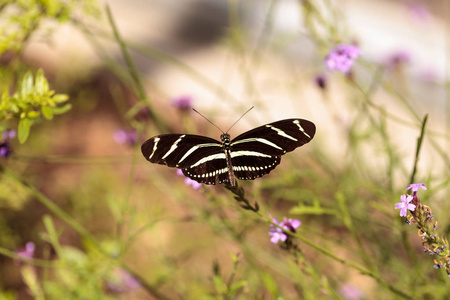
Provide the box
[41,106,53,120]
[18,118,32,143]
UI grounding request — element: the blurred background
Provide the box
[0,0,449,299]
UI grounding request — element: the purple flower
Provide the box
[176,169,202,189]
[339,284,364,300]
[406,183,427,194]
[2,129,16,139]
[106,268,141,292]
[0,141,11,158]
[407,3,431,23]
[395,194,416,217]
[171,96,193,111]
[0,129,16,158]
[314,74,327,90]
[14,242,35,265]
[113,130,137,146]
[385,51,410,69]
[269,217,301,244]
[325,44,361,73]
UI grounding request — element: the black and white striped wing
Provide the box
[141,134,222,168]
[141,134,227,184]
[229,118,315,180]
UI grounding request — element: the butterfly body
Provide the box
[141,118,315,186]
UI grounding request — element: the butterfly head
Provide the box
[220,133,231,145]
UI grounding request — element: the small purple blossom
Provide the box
[113,130,137,146]
[171,96,193,111]
[407,3,431,23]
[339,284,365,300]
[314,74,327,90]
[395,194,416,217]
[14,242,35,265]
[0,141,11,158]
[406,183,427,196]
[2,129,16,139]
[0,129,16,158]
[269,217,301,244]
[385,51,410,69]
[106,268,141,292]
[176,169,202,189]
[325,44,361,74]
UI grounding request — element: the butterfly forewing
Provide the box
[141,134,222,168]
[230,119,315,155]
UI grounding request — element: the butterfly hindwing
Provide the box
[231,155,281,181]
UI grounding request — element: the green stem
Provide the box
[105,5,167,133]
[409,114,428,184]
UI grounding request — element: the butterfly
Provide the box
[141,117,315,186]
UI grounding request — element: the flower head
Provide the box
[269,217,301,244]
[0,129,16,158]
[113,130,137,146]
[406,183,427,196]
[325,44,361,73]
[106,268,141,292]
[339,284,365,300]
[314,74,327,90]
[176,169,202,189]
[14,242,35,265]
[385,51,411,69]
[0,141,11,158]
[171,96,193,111]
[2,129,16,139]
[395,194,416,217]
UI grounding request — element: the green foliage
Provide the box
[0,69,71,143]
[0,0,99,56]
[0,0,449,299]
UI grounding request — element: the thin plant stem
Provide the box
[409,114,428,184]
[105,5,167,133]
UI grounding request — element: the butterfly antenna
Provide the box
[192,108,224,134]
[225,106,254,133]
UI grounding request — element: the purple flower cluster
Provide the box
[325,44,361,74]
[176,169,202,190]
[269,217,301,244]
[106,268,141,292]
[396,184,450,277]
[113,129,137,146]
[0,129,16,158]
[171,96,193,111]
[14,242,35,265]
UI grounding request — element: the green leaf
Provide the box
[35,69,49,95]
[21,71,34,96]
[52,94,69,103]
[52,103,72,115]
[289,199,338,216]
[18,118,32,143]
[27,111,41,118]
[41,106,53,120]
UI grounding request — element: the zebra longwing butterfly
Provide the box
[141,118,315,186]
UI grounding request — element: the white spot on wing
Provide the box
[230,151,271,158]
[231,138,283,150]
[162,135,185,160]
[293,120,311,138]
[190,153,227,167]
[149,137,160,160]
[266,125,298,141]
